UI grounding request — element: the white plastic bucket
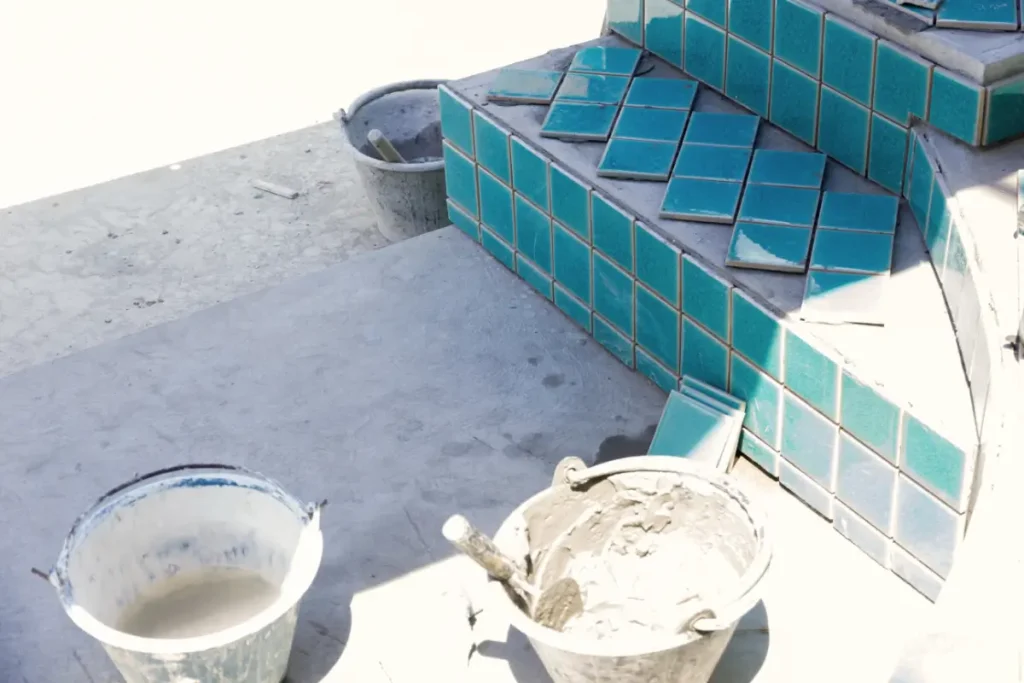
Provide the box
[48,464,324,683]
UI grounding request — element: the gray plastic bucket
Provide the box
[490,456,771,683]
[337,79,449,243]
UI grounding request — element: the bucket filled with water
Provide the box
[47,464,324,683]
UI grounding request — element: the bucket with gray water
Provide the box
[337,79,449,243]
[490,456,772,683]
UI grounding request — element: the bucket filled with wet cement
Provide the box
[490,456,771,683]
[46,464,324,683]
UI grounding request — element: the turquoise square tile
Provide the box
[840,371,899,462]
[661,177,743,223]
[683,111,760,147]
[785,333,839,419]
[687,0,727,27]
[728,0,773,51]
[729,352,783,447]
[478,168,515,244]
[554,284,593,332]
[443,141,478,217]
[511,138,549,211]
[685,14,727,91]
[937,0,1017,29]
[682,255,730,341]
[928,69,984,146]
[598,138,679,181]
[747,150,827,189]
[873,42,931,126]
[817,87,870,175]
[895,475,963,578]
[907,136,934,228]
[516,254,554,300]
[781,391,838,489]
[833,501,891,569]
[569,46,643,76]
[740,428,780,477]
[769,59,820,146]
[810,228,893,274]
[438,85,474,157]
[890,545,943,602]
[836,432,897,533]
[682,318,730,390]
[681,374,745,408]
[673,144,752,182]
[645,0,685,68]
[731,290,784,380]
[725,222,812,273]
[613,107,689,142]
[867,114,909,195]
[725,36,772,117]
[473,111,511,184]
[774,0,823,78]
[822,16,875,107]
[650,391,733,457]
[801,269,888,325]
[637,284,681,371]
[540,102,619,142]
[487,69,564,104]
[592,194,635,272]
[738,184,820,227]
[608,0,645,45]
[818,192,899,234]
[514,194,552,273]
[635,223,681,306]
[593,251,635,336]
[925,178,951,269]
[625,77,699,109]
[901,415,970,510]
[594,314,636,368]
[553,222,592,304]
[779,458,833,519]
[550,165,590,242]
[555,73,631,105]
[637,347,679,393]
[481,227,515,271]
[448,199,480,241]
[983,74,1024,146]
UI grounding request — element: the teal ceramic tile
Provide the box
[516,254,554,301]
[729,0,773,51]
[740,428,780,477]
[637,347,679,393]
[684,14,727,91]
[540,102,619,142]
[836,432,897,533]
[487,69,564,104]
[833,501,890,568]
[785,333,839,419]
[554,283,593,333]
[553,222,592,304]
[781,391,838,489]
[594,313,636,368]
[725,36,771,117]
[937,0,1017,29]
[481,227,515,271]
[726,222,812,273]
[661,177,743,223]
[867,114,909,195]
[645,0,685,68]
[907,136,934,228]
[550,165,590,241]
[635,223,681,306]
[443,141,478,217]
[514,194,552,273]
[637,284,681,371]
[438,85,474,157]
[683,111,760,147]
[800,269,889,325]
[925,178,951,271]
[895,475,963,578]
[817,192,899,233]
[928,69,984,146]
[682,375,746,412]
[593,251,635,336]
[478,167,515,244]
[872,42,931,126]
[747,150,827,189]
[731,290,784,380]
[511,138,549,211]
[673,144,752,182]
[608,0,645,45]
[682,318,730,390]
[822,16,875,107]
[890,544,943,602]
[769,59,820,146]
[809,228,893,274]
[473,111,511,184]
[569,46,643,76]
[613,107,689,142]
[983,74,1024,146]
[941,226,968,322]
[555,73,631,105]
[780,458,834,519]
[682,255,731,341]
[592,194,635,272]
[447,199,480,242]
[625,77,699,109]
[817,87,870,175]
[687,0,727,27]
[738,184,820,228]
[650,391,733,458]
[730,352,783,447]
[598,138,679,181]
[901,414,970,511]
[840,371,899,462]
[773,0,824,78]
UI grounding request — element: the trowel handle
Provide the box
[368,129,406,163]
[442,514,519,583]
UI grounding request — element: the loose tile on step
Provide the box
[817,192,899,233]
[624,77,699,109]
[540,102,619,141]
[649,391,735,460]
[487,68,565,104]
[726,222,813,273]
[737,184,821,227]
[746,149,827,188]
[683,111,760,147]
[612,106,689,142]
[936,0,1018,30]
[661,177,743,223]
[598,138,679,180]
[555,73,631,105]
[800,269,889,325]
[673,143,753,182]
[808,229,894,274]
[569,45,643,76]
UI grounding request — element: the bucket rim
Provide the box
[488,455,772,658]
[50,463,324,655]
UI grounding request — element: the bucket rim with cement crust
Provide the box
[489,456,772,660]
